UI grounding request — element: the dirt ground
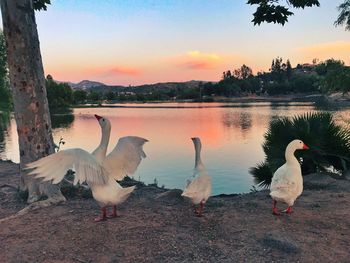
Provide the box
[1,160,350,263]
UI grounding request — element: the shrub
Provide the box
[250,112,350,188]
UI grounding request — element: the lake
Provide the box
[1,102,350,195]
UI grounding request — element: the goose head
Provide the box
[191,137,202,150]
[94,114,111,133]
[288,139,309,151]
[285,139,309,163]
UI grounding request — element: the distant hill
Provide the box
[61,80,210,94]
[68,80,108,90]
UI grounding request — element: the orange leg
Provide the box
[285,206,293,214]
[94,207,107,222]
[272,200,280,215]
[195,201,205,217]
[107,205,117,218]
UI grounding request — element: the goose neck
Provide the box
[194,142,203,168]
[96,126,110,155]
[285,145,298,164]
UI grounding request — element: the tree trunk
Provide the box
[0,0,65,203]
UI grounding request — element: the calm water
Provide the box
[1,102,350,195]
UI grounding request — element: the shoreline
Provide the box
[1,160,350,262]
[72,93,350,109]
[2,93,350,111]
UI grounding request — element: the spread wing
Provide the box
[102,136,148,181]
[25,148,109,185]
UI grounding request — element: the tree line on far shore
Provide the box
[45,57,350,109]
[215,57,350,96]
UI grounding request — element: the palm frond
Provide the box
[250,162,273,189]
[250,112,350,187]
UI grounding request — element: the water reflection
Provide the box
[1,103,350,195]
[239,112,252,132]
[51,112,75,129]
[221,111,253,139]
[222,112,252,131]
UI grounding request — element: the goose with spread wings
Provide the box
[25,115,148,222]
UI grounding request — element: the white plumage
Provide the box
[26,148,108,186]
[25,114,148,221]
[270,139,309,215]
[103,136,148,181]
[182,137,212,216]
[91,177,135,207]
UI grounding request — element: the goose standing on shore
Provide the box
[270,139,309,215]
[25,115,148,222]
[182,137,212,217]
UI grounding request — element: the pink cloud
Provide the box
[183,60,215,70]
[108,66,141,76]
[170,51,250,71]
[85,65,142,78]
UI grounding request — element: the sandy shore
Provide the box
[1,160,350,262]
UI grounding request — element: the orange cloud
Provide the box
[174,50,224,70]
[297,41,350,62]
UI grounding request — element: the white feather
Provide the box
[91,177,136,206]
[182,168,212,204]
[102,136,148,181]
[25,148,109,186]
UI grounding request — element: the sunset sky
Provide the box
[30,0,350,85]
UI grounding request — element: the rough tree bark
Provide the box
[0,0,65,203]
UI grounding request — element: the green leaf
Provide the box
[248,0,320,25]
[251,3,294,25]
[334,0,350,31]
[288,0,320,8]
[33,0,51,11]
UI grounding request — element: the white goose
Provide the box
[182,137,212,216]
[270,139,309,215]
[26,114,148,222]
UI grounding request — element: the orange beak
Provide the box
[303,144,309,150]
[94,114,102,121]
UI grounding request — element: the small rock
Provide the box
[262,231,300,254]
[114,251,125,257]
[155,189,185,204]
